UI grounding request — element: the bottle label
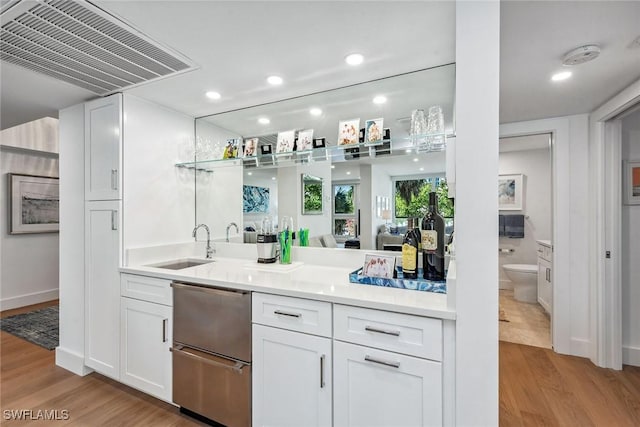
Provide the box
[422,230,438,252]
[402,244,417,271]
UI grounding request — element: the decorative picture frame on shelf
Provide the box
[312,137,326,149]
[276,130,296,153]
[9,173,59,234]
[624,160,640,205]
[498,174,524,211]
[296,129,314,152]
[222,138,239,159]
[364,118,384,146]
[363,254,395,279]
[260,143,273,155]
[243,137,258,157]
[337,118,360,147]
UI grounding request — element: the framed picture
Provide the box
[313,137,326,148]
[260,144,272,155]
[363,254,395,279]
[243,137,258,157]
[296,129,314,152]
[222,138,239,159]
[243,185,269,213]
[337,118,360,147]
[364,118,384,146]
[498,174,524,211]
[276,130,296,153]
[8,173,59,234]
[301,174,323,215]
[624,160,640,205]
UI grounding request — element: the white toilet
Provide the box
[503,264,538,303]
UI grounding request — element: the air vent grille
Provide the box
[1,0,196,94]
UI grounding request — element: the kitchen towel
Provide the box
[499,215,505,237]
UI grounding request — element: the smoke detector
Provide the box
[562,45,601,66]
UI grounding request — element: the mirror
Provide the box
[193,64,455,248]
[302,174,323,215]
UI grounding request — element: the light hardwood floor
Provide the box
[499,289,551,349]
[2,302,640,426]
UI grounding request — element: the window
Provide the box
[333,183,359,239]
[393,176,454,220]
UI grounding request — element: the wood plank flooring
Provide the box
[499,289,551,349]
[2,302,640,426]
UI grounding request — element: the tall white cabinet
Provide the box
[83,93,123,379]
[537,240,553,315]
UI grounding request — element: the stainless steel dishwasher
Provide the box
[171,281,251,427]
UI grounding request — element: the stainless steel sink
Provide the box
[148,259,213,270]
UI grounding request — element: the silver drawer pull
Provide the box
[364,355,400,369]
[162,319,168,343]
[274,310,302,318]
[111,210,118,231]
[365,325,400,336]
[111,169,118,190]
[320,354,325,388]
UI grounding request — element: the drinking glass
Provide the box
[410,109,428,147]
[426,105,445,150]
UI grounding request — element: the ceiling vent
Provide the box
[562,45,601,66]
[0,0,197,95]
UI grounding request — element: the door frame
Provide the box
[589,79,640,369]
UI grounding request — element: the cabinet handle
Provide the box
[162,319,168,343]
[111,169,118,190]
[364,355,400,369]
[111,210,118,231]
[365,325,401,337]
[274,310,302,318]
[320,354,325,388]
[546,268,551,282]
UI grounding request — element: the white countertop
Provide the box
[121,256,456,320]
[536,239,552,247]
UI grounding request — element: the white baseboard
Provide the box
[0,288,58,311]
[569,337,590,358]
[623,345,640,367]
[55,347,93,376]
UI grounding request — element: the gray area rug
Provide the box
[0,305,59,350]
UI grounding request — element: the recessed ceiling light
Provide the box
[331,165,336,169]
[271,176,276,180]
[345,53,364,66]
[346,171,351,175]
[419,167,424,171]
[247,172,253,176]
[413,158,419,162]
[258,117,270,125]
[551,71,572,82]
[310,108,322,116]
[267,75,283,85]
[405,149,413,153]
[373,95,387,105]
[205,91,221,100]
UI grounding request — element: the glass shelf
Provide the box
[175,133,453,172]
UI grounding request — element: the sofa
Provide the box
[376,225,406,251]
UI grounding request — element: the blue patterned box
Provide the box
[349,267,446,293]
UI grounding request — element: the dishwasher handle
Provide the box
[171,281,249,297]
[171,345,249,373]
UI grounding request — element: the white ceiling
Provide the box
[1,1,639,130]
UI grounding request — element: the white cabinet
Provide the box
[120,296,172,402]
[84,200,121,379]
[536,241,552,315]
[85,94,122,201]
[252,324,332,427]
[334,340,443,427]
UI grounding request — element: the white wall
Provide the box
[500,114,591,358]
[122,95,195,250]
[369,164,392,249]
[498,147,552,287]
[621,108,640,366]
[0,118,59,310]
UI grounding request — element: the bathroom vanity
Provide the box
[536,240,553,315]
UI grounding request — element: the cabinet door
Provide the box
[120,297,172,402]
[537,259,552,314]
[85,94,122,200]
[334,340,442,427]
[85,201,121,379]
[253,324,331,427]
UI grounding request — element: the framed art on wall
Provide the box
[498,174,524,211]
[9,173,60,234]
[624,160,640,205]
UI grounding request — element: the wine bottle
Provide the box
[421,192,445,281]
[401,228,420,279]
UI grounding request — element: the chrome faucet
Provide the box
[192,224,214,259]
[226,222,239,242]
